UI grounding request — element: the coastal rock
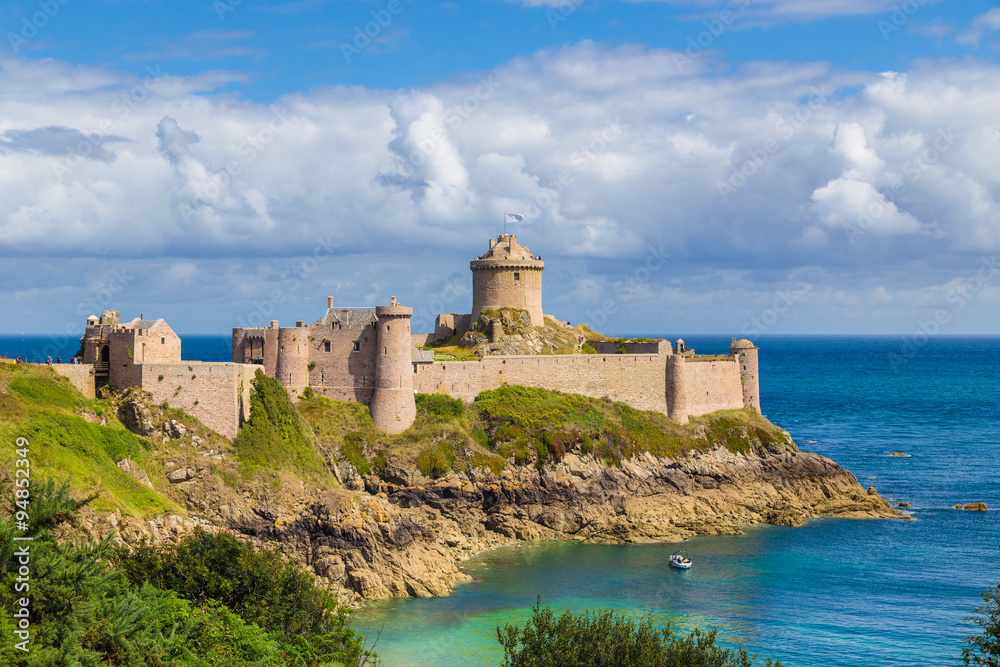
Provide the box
[897,502,910,508]
[959,502,988,511]
[888,452,910,457]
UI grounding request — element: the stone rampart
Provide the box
[414,353,670,413]
[667,356,744,423]
[49,364,96,399]
[139,362,259,439]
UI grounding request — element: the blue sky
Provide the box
[2,0,1000,336]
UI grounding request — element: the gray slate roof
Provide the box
[314,307,377,328]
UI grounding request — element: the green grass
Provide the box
[0,364,178,516]
[233,370,334,487]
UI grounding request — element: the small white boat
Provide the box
[669,550,692,569]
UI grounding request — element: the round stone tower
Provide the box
[370,297,416,434]
[730,338,760,414]
[470,234,544,326]
[276,325,310,394]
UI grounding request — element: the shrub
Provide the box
[307,361,317,371]
[416,444,451,477]
[233,370,329,483]
[469,452,506,475]
[341,431,371,476]
[372,450,389,475]
[581,343,597,354]
[498,599,781,667]
[580,433,594,455]
[416,393,466,421]
[964,572,1000,666]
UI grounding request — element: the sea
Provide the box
[3,333,998,666]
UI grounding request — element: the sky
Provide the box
[2,0,1000,337]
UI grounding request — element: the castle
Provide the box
[231,234,760,434]
[51,233,759,438]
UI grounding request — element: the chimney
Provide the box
[328,296,334,308]
[391,296,398,306]
[296,320,305,327]
[489,238,496,249]
[270,320,279,329]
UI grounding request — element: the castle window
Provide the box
[384,347,388,355]
[413,364,418,374]
[161,337,165,344]
[386,324,390,331]
[514,272,520,281]
[324,341,331,352]
[353,341,360,352]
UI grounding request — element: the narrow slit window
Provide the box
[324,341,331,352]
[353,341,360,352]
[514,272,520,281]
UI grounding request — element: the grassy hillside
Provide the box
[298,384,788,480]
[0,363,178,516]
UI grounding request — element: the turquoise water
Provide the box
[6,333,999,664]
[353,335,1000,666]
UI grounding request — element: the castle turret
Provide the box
[730,338,760,413]
[666,355,689,424]
[370,297,416,434]
[471,234,544,326]
[276,324,310,394]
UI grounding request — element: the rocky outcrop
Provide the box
[239,438,902,604]
[957,502,988,511]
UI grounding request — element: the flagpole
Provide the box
[503,211,506,236]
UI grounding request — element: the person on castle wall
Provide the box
[46,356,52,365]
[15,356,22,364]
[57,356,62,364]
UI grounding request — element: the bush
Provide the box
[234,370,329,483]
[581,343,597,354]
[341,431,371,476]
[964,576,1000,666]
[580,433,594,455]
[498,599,781,667]
[416,393,466,421]
[416,441,454,477]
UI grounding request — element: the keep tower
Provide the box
[470,234,544,326]
[370,297,417,434]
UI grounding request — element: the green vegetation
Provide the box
[0,479,376,666]
[498,599,781,667]
[0,363,177,516]
[296,383,787,480]
[964,566,1000,666]
[233,370,333,486]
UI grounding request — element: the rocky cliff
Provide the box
[201,433,901,605]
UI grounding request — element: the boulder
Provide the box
[167,467,192,483]
[459,330,487,348]
[960,502,988,512]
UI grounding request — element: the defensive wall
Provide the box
[137,362,258,439]
[49,364,97,399]
[413,350,751,422]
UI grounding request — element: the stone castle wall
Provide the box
[666,356,745,423]
[49,364,96,399]
[139,362,258,439]
[414,353,671,413]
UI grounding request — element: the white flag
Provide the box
[505,213,525,223]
